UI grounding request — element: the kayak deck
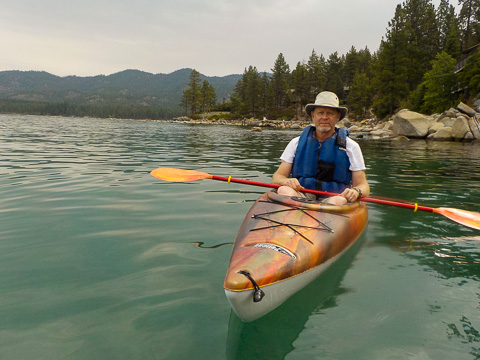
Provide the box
[224,190,368,321]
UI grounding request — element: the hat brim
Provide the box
[305,104,348,120]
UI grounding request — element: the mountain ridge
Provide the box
[0,68,241,116]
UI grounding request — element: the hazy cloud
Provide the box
[0,0,457,77]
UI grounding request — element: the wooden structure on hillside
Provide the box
[455,42,480,74]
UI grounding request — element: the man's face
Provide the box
[311,106,341,134]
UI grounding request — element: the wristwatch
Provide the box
[353,187,362,197]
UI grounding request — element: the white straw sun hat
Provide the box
[305,91,348,120]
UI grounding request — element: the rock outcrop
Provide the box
[388,103,480,141]
[392,110,431,138]
[426,103,480,141]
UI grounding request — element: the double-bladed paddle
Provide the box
[150,167,480,231]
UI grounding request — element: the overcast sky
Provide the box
[1,0,459,78]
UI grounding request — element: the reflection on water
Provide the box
[446,316,480,358]
[392,237,480,280]
[154,241,233,249]
[226,237,364,360]
[363,140,480,205]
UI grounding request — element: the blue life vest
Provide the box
[291,126,352,193]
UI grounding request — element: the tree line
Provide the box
[227,0,480,120]
[0,100,179,120]
[181,69,217,117]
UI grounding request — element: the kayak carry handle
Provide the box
[238,270,265,302]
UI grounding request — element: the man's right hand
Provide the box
[281,178,304,192]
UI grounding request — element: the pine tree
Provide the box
[291,62,309,117]
[343,46,359,86]
[231,66,264,117]
[231,70,247,115]
[244,66,263,117]
[458,0,480,49]
[348,71,373,119]
[200,80,217,113]
[181,69,202,116]
[306,50,325,99]
[372,5,410,117]
[371,0,442,117]
[261,72,271,118]
[270,53,291,111]
[403,0,440,91]
[437,0,461,58]
[357,47,373,76]
[422,51,457,113]
[444,21,462,60]
[324,52,344,98]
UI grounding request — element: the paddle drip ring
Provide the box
[238,270,265,302]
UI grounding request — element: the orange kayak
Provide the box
[224,190,368,322]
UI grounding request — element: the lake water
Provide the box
[1,114,480,360]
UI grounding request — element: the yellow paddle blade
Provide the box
[150,168,213,182]
[434,207,480,231]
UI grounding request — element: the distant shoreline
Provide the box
[167,116,311,129]
[3,111,479,143]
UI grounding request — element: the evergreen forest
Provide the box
[227,0,480,120]
[1,0,480,121]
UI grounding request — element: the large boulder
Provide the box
[473,99,480,112]
[370,129,392,137]
[338,118,352,128]
[457,102,477,117]
[451,117,471,139]
[392,110,430,138]
[439,116,457,127]
[428,127,453,140]
[428,121,444,134]
[469,116,480,139]
[382,120,393,131]
[437,109,457,122]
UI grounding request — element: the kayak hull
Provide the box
[224,191,368,322]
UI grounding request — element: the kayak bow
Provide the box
[223,191,368,322]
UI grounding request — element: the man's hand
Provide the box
[281,178,304,192]
[340,187,361,202]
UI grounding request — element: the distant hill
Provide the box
[0,69,241,117]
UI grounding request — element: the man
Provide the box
[273,91,369,205]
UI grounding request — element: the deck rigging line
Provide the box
[250,199,337,244]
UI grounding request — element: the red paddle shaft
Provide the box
[211,175,435,213]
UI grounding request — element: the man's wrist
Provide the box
[352,187,362,197]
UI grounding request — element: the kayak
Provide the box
[223,190,368,322]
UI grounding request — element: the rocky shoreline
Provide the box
[170,102,480,142]
[353,102,480,142]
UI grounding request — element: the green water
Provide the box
[1,114,479,360]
